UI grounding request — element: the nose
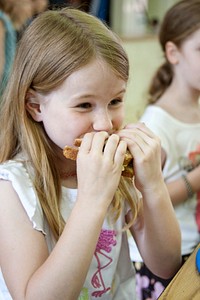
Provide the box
[92,110,113,132]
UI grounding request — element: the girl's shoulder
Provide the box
[141,105,200,128]
[0,159,46,234]
[0,159,33,187]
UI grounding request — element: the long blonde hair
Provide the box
[0,8,139,240]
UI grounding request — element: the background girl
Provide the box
[130,1,200,299]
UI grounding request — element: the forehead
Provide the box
[59,60,125,92]
[67,60,123,84]
[41,59,126,102]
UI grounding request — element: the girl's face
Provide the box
[28,59,126,154]
[176,27,200,91]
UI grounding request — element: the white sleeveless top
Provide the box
[129,105,200,262]
[0,160,136,300]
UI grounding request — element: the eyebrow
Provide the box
[76,88,126,99]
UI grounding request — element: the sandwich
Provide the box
[63,138,134,178]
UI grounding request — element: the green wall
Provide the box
[123,37,163,123]
[148,0,180,22]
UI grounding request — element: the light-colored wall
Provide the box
[148,0,180,22]
[122,37,164,123]
[109,0,179,123]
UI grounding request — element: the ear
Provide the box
[25,89,43,122]
[165,41,179,65]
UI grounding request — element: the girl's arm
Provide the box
[162,155,200,205]
[0,132,127,300]
[0,180,106,300]
[118,123,181,278]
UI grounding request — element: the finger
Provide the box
[78,132,95,155]
[114,140,127,166]
[90,131,109,155]
[103,134,120,162]
[123,122,156,139]
[79,131,109,156]
[118,129,150,153]
[119,123,160,148]
[118,133,161,170]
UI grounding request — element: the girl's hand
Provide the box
[117,122,162,192]
[76,131,127,209]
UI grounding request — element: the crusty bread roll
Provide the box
[63,138,134,178]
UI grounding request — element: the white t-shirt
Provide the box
[0,159,136,300]
[129,105,200,261]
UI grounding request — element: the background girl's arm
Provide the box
[118,123,181,278]
[0,133,126,300]
[162,153,200,205]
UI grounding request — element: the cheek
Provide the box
[113,110,124,129]
[40,111,73,148]
[43,121,68,149]
[46,114,91,149]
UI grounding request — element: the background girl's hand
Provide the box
[76,131,127,209]
[117,122,163,192]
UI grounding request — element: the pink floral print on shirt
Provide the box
[91,229,117,297]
